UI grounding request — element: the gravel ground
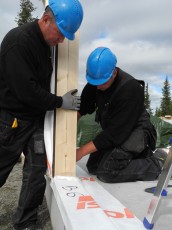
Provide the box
[0,162,52,230]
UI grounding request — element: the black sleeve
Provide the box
[79,83,97,116]
[93,80,145,150]
[3,44,62,110]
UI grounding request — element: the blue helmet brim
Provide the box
[57,24,75,40]
[86,74,112,86]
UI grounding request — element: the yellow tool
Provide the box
[12,118,18,128]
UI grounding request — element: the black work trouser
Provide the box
[87,147,161,183]
[0,110,47,229]
[86,128,161,183]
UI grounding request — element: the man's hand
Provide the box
[76,142,97,162]
[76,148,84,162]
[61,89,81,110]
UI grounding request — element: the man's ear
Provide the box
[42,14,51,25]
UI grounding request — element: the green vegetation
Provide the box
[145,76,172,116]
[144,83,153,115]
[15,0,37,26]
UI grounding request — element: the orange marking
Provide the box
[124,208,135,218]
[104,210,124,218]
[47,159,52,176]
[77,196,100,209]
[80,177,95,181]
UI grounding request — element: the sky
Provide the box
[0,0,172,112]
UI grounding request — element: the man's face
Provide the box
[45,21,65,46]
[42,15,65,46]
[97,76,115,91]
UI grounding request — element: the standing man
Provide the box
[0,0,83,229]
[77,47,161,183]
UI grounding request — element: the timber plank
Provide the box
[54,35,79,176]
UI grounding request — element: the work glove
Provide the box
[61,89,81,111]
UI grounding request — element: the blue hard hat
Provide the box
[49,0,83,40]
[86,47,117,85]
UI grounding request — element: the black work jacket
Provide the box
[79,68,153,150]
[0,20,62,119]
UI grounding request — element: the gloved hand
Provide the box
[61,89,81,111]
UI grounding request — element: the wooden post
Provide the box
[54,36,79,177]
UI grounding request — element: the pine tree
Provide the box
[159,76,171,116]
[144,83,153,115]
[170,101,172,114]
[155,107,161,117]
[15,0,37,26]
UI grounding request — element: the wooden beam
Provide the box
[54,35,79,176]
